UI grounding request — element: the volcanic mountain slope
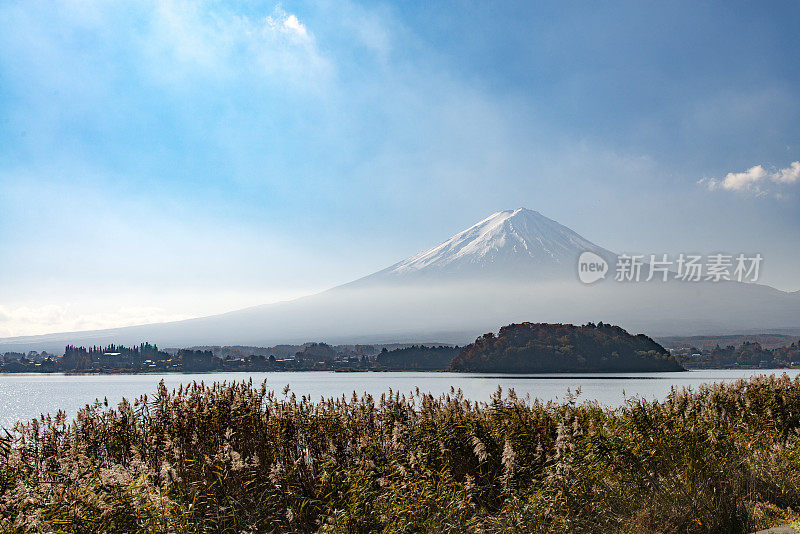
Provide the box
[1,208,799,352]
[348,208,616,285]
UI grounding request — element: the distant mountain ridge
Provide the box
[2,207,799,352]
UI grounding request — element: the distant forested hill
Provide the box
[450,322,683,373]
[375,345,459,370]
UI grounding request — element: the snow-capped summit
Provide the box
[356,208,615,283]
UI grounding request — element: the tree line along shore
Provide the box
[0,322,685,374]
[3,322,799,374]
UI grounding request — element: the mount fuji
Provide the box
[349,208,615,285]
[2,208,799,352]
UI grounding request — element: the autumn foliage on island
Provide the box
[451,322,683,373]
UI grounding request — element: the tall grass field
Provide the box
[3,376,800,532]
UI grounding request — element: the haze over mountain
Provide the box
[2,208,799,352]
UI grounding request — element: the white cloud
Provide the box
[282,14,309,39]
[773,160,800,184]
[721,165,767,191]
[701,161,800,196]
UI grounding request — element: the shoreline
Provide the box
[0,366,796,376]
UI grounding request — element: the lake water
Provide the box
[1,369,798,429]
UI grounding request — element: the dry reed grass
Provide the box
[3,375,800,532]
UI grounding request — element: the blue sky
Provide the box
[1,0,799,336]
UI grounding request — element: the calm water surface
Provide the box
[1,369,797,429]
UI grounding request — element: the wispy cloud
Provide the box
[0,1,329,96]
[144,2,329,86]
[699,161,800,197]
[0,304,192,338]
